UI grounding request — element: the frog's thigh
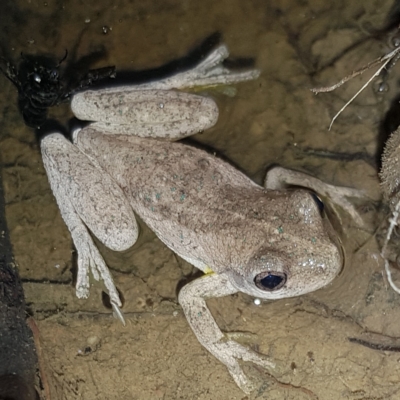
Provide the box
[72,89,219,140]
[41,133,138,251]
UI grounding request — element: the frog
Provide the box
[40,44,363,393]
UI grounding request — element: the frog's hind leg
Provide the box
[41,132,138,324]
[72,89,219,140]
[179,273,275,394]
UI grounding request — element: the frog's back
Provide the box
[75,130,325,274]
[76,127,258,206]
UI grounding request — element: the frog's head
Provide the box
[228,190,344,299]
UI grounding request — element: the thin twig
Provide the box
[310,46,400,130]
[311,46,400,93]
[311,59,384,93]
[328,57,394,130]
[381,199,400,256]
[384,259,400,294]
[381,200,400,294]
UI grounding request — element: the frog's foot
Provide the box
[212,340,275,394]
[137,44,260,91]
[74,229,126,325]
[265,166,365,226]
[179,273,275,393]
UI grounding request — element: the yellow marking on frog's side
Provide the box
[203,266,214,275]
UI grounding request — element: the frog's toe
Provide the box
[74,238,125,324]
[228,366,256,394]
[75,281,90,299]
[198,44,230,71]
[226,355,272,395]
[111,301,126,326]
[75,257,90,298]
[216,340,275,393]
[224,340,275,369]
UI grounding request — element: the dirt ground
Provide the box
[2,0,400,399]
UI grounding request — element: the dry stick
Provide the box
[327,59,394,130]
[381,200,400,294]
[311,47,400,93]
[311,46,400,130]
[384,259,400,294]
[310,67,372,92]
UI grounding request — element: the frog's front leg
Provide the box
[265,166,365,226]
[179,273,275,394]
[41,132,138,324]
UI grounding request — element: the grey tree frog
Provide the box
[40,44,362,393]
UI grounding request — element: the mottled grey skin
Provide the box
[76,127,342,299]
[40,45,351,394]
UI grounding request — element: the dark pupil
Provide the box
[260,274,284,289]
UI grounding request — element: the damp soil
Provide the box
[1,0,400,399]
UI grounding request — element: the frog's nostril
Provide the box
[254,272,287,291]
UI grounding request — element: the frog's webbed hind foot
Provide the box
[214,340,276,394]
[136,45,260,91]
[74,231,126,326]
[265,166,365,227]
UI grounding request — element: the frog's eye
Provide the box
[254,271,287,291]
